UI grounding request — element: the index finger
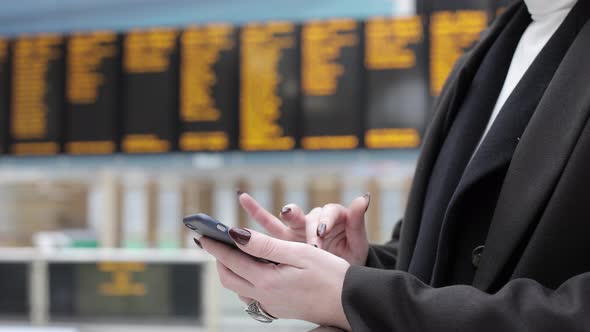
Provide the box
[230,227,312,268]
[239,193,288,238]
[279,203,306,230]
[201,235,274,283]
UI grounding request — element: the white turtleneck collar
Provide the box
[472,0,578,158]
[524,0,577,21]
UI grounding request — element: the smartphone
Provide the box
[183,213,237,247]
[183,213,277,264]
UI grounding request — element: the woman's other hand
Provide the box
[282,194,371,266]
[238,192,370,266]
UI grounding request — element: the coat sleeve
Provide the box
[342,266,590,332]
[364,220,402,269]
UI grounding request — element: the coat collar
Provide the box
[397,2,523,270]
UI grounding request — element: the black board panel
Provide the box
[65,31,121,154]
[240,22,301,151]
[10,34,66,155]
[301,19,363,150]
[50,262,201,319]
[0,263,29,317]
[364,16,429,149]
[419,0,492,97]
[179,24,238,152]
[121,28,179,154]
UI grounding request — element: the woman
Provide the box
[199,0,590,330]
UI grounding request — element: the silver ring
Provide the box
[244,300,277,323]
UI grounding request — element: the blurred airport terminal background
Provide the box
[0,0,509,331]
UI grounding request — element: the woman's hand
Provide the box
[238,192,371,266]
[200,227,352,331]
[237,192,308,242]
[283,194,371,266]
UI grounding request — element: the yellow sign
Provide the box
[98,262,147,297]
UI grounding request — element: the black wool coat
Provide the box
[342,2,590,331]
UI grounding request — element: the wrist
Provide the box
[332,304,352,331]
[331,263,352,331]
[309,258,352,330]
[351,244,370,266]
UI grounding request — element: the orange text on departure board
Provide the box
[179,24,233,151]
[66,141,115,155]
[429,10,488,96]
[122,134,170,153]
[67,31,118,104]
[365,16,423,70]
[11,35,63,146]
[302,19,359,96]
[240,21,297,151]
[365,128,421,148]
[124,28,178,73]
[181,24,232,122]
[98,262,147,297]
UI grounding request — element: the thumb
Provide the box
[347,193,370,230]
[346,193,370,245]
[228,227,309,268]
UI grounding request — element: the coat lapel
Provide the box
[397,2,523,270]
[474,20,590,291]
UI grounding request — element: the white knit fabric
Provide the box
[472,0,577,155]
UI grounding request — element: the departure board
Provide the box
[50,262,201,319]
[0,38,9,153]
[122,28,179,154]
[423,0,491,96]
[10,34,65,155]
[240,22,300,151]
[179,24,238,152]
[301,19,363,150]
[66,31,121,155]
[364,16,429,149]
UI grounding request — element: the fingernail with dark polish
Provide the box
[193,238,203,249]
[317,223,327,237]
[236,189,245,197]
[363,192,371,212]
[229,228,251,245]
[280,206,292,215]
